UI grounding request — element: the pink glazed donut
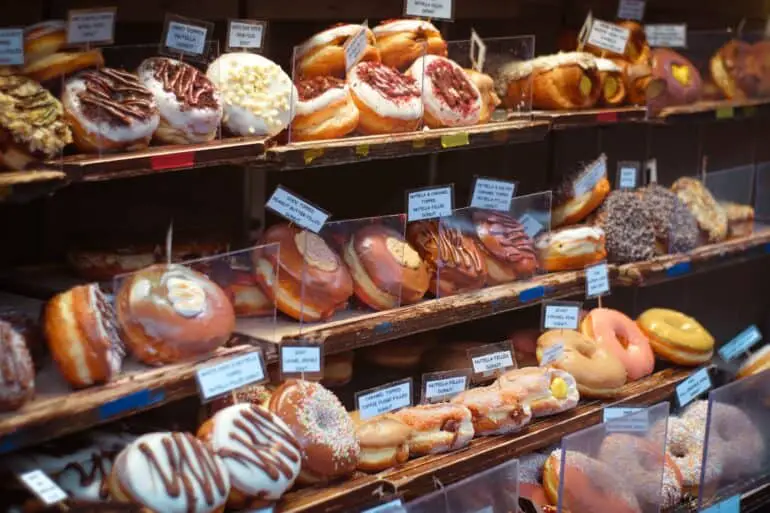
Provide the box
[581,308,655,380]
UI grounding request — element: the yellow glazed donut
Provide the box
[636,309,714,366]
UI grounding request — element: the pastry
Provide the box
[24,20,66,63]
[534,225,606,272]
[595,190,656,263]
[209,383,272,414]
[372,20,447,71]
[392,403,474,455]
[422,340,487,375]
[581,307,654,381]
[595,58,626,106]
[292,76,359,141]
[22,20,104,83]
[496,367,579,417]
[450,383,532,436]
[737,345,770,379]
[637,308,714,366]
[509,328,540,367]
[0,319,35,411]
[464,68,501,123]
[62,69,159,153]
[0,309,45,370]
[753,40,770,96]
[352,412,412,472]
[650,48,702,109]
[552,154,610,227]
[671,177,728,243]
[472,210,538,285]
[711,39,761,100]
[620,59,666,105]
[720,201,754,238]
[294,24,379,79]
[408,55,482,128]
[638,184,699,254]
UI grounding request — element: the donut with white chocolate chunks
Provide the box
[408,55,482,128]
[292,76,359,141]
[207,52,297,137]
[372,20,447,71]
[535,225,607,272]
[295,24,380,79]
[137,57,223,145]
[0,320,35,412]
[392,403,474,456]
[62,68,159,153]
[496,367,579,417]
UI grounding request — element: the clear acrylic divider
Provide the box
[442,459,519,513]
[697,370,770,509]
[704,164,756,239]
[756,161,770,227]
[432,207,491,299]
[406,487,448,513]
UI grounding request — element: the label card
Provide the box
[266,185,330,233]
[542,300,582,330]
[519,213,544,238]
[226,19,267,52]
[539,343,564,366]
[718,325,762,361]
[67,8,117,46]
[280,342,323,379]
[470,177,516,212]
[676,367,712,407]
[0,29,24,65]
[646,158,658,184]
[470,28,487,72]
[645,24,687,48]
[617,0,646,21]
[603,406,649,432]
[422,369,471,403]
[407,185,454,222]
[344,23,369,71]
[362,499,408,513]
[585,261,610,298]
[617,161,640,190]
[404,0,454,20]
[356,378,413,421]
[574,155,608,197]
[587,19,631,55]
[18,470,68,505]
[577,11,594,50]
[195,351,267,402]
[161,14,213,59]
[701,495,740,513]
[468,342,516,383]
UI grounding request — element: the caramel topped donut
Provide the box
[115,264,235,365]
[392,403,474,455]
[408,55,482,128]
[473,210,538,285]
[0,319,35,412]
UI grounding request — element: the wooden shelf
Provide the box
[510,106,647,129]
[654,98,770,123]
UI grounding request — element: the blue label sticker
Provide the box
[0,431,22,454]
[666,261,691,277]
[374,322,393,335]
[718,325,762,361]
[520,286,545,303]
[765,243,770,254]
[701,494,740,513]
[676,367,712,407]
[98,388,166,420]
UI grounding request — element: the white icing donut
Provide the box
[535,226,605,256]
[295,24,375,59]
[206,53,297,137]
[347,61,423,121]
[296,85,349,116]
[408,55,482,127]
[595,57,622,73]
[498,52,598,82]
[372,19,439,36]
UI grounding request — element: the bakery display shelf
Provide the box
[265,120,551,170]
[0,169,70,203]
[654,97,770,123]
[509,106,647,129]
[0,344,259,455]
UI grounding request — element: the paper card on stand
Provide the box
[67,8,117,46]
[603,406,649,432]
[280,341,324,380]
[616,161,640,190]
[344,23,369,72]
[645,24,687,48]
[617,0,645,21]
[539,343,564,366]
[470,29,487,72]
[0,29,24,65]
[18,470,68,505]
[363,499,408,513]
[719,325,762,361]
[585,261,610,298]
[676,367,712,407]
[574,154,608,197]
[519,213,544,238]
[161,14,213,60]
[422,370,470,403]
[195,351,267,402]
[226,19,267,52]
[587,19,630,54]
[356,378,413,421]
[403,0,454,20]
[468,342,516,383]
[266,185,330,233]
[577,11,594,50]
[542,301,582,330]
[470,177,516,211]
[407,185,454,222]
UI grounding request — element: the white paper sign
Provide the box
[266,186,330,233]
[227,20,265,50]
[539,343,564,366]
[471,350,515,373]
[543,303,581,330]
[603,407,649,432]
[617,0,645,21]
[676,367,711,407]
[645,24,687,48]
[344,24,368,71]
[18,470,68,505]
[471,178,516,211]
[586,262,610,298]
[195,352,266,401]
[407,186,453,221]
[0,29,24,65]
[281,345,322,373]
[718,325,762,361]
[574,156,607,196]
[519,213,544,238]
[357,380,412,420]
[619,166,638,189]
[470,28,487,72]
[588,19,631,54]
[67,9,116,45]
[404,0,453,20]
[424,375,468,402]
[165,21,208,55]
[362,500,408,513]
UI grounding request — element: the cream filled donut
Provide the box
[347,61,423,134]
[408,55,482,128]
[295,24,380,79]
[207,53,297,137]
[291,76,359,141]
[137,57,223,144]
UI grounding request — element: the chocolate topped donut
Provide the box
[473,210,537,284]
[0,319,35,411]
[76,69,157,126]
[596,191,656,263]
[145,58,218,108]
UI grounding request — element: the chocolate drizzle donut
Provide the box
[473,210,537,284]
[150,59,217,108]
[0,319,35,411]
[595,191,656,263]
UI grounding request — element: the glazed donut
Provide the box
[372,20,447,71]
[595,58,626,106]
[254,224,353,322]
[294,24,379,79]
[361,333,435,369]
[115,264,236,365]
[321,351,354,387]
[464,69,501,124]
[0,320,35,412]
[472,210,538,285]
[496,367,579,417]
[343,224,429,310]
[553,156,611,227]
[197,404,301,509]
[136,57,222,145]
[224,267,274,317]
[292,76,359,141]
[267,380,359,484]
[671,177,728,243]
[207,53,297,137]
[536,330,627,398]
[737,345,770,379]
[509,328,541,367]
[711,39,761,100]
[44,284,125,388]
[450,383,533,436]
[109,432,230,513]
[23,49,105,84]
[636,308,714,366]
[392,403,474,455]
[408,55,482,128]
[23,20,66,63]
[351,412,412,472]
[595,191,656,263]
[347,61,423,134]
[580,308,654,381]
[534,225,607,272]
[638,184,699,254]
[649,48,703,110]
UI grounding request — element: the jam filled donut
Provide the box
[268,380,359,484]
[347,61,423,134]
[0,320,35,412]
[496,367,579,417]
[464,69,501,123]
[535,225,607,272]
[408,55,482,128]
[295,24,380,79]
[552,155,610,227]
[737,345,770,379]
[137,57,222,145]
[351,412,412,472]
[595,190,656,263]
[671,177,728,243]
[292,76,359,141]
[372,20,447,71]
[450,383,532,436]
[63,68,160,153]
[581,308,654,381]
[44,284,124,388]
[638,184,699,254]
[115,264,236,365]
[392,403,474,456]
[649,48,703,110]
[637,308,714,366]
[472,210,538,285]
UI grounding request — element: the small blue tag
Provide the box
[98,388,165,420]
[718,325,762,361]
[0,431,22,454]
[765,243,770,254]
[701,495,740,513]
[374,322,393,335]
[676,367,712,407]
[520,286,545,303]
[666,261,691,277]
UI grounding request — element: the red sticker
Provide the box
[597,111,618,123]
[151,151,195,170]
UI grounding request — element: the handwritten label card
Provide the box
[519,213,545,238]
[67,8,116,45]
[0,29,24,65]
[195,352,267,402]
[718,325,762,361]
[587,19,631,54]
[266,185,330,233]
[407,185,454,222]
[470,28,487,72]
[227,19,266,51]
[617,161,640,190]
[603,406,649,432]
[645,24,687,48]
[617,0,646,21]
[470,177,516,211]
[574,155,608,196]
[422,369,470,403]
[404,0,454,20]
[676,367,712,407]
[585,261,610,298]
[280,342,323,379]
[344,23,369,71]
[542,301,582,330]
[18,470,68,505]
[356,379,413,421]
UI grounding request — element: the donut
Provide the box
[207,53,297,137]
[450,383,532,436]
[636,308,714,366]
[407,55,482,128]
[754,40,770,96]
[552,156,611,227]
[534,225,606,272]
[580,308,654,381]
[661,414,722,496]
[0,309,45,370]
[711,39,761,100]
[343,224,429,310]
[496,367,579,417]
[255,224,353,322]
[509,328,541,367]
[518,452,551,510]
[23,20,66,63]
[720,201,755,238]
[294,24,380,79]
[0,320,35,412]
[44,284,125,388]
[536,330,627,398]
[464,69,501,123]
[638,184,699,254]
[595,191,656,263]
[737,345,770,379]
[321,351,354,387]
[0,75,72,170]
[391,403,474,455]
[62,68,160,153]
[595,58,626,106]
[267,379,359,484]
[197,404,301,509]
[472,210,538,285]
[209,383,272,415]
[291,76,360,141]
[109,432,230,513]
[671,177,728,243]
[372,20,447,71]
[115,264,235,365]
[649,48,702,110]
[351,412,412,472]
[360,333,435,369]
[347,61,423,134]
[223,267,274,317]
[136,57,223,145]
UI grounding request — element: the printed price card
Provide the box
[519,213,545,238]
[470,28,487,72]
[18,470,68,505]
[226,19,267,51]
[542,300,582,330]
[676,367,712,407]
[645,24,687,48]
[362,499,408,513]
[539,343,564,366]
[162,14,212,58]
[266,185,330,233]
[617,161,640,190]
[603,407,649,432]
[617,0,645,21]
[195,351,267,402]
[470,177,516,211]
[422,369,470,403]
[468,342,516,383]
[718,325,762,361]
[587,19,631,54]
[344,23,369,71]
[280,342,323,379]
[0,29,24,65]
[404,0,454,20]
[67,8,117,45]
[407,185,454,222]
[356,378,413,421]
[585,261,610,298]
[574,155,608,196]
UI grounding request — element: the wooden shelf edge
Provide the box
[655,98,770,122]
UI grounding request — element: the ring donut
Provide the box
[581,308,655,380]
[636,308,714,366]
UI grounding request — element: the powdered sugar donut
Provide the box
[408,55,482,128]
[291,76,359,141]
[295,24,380,79]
